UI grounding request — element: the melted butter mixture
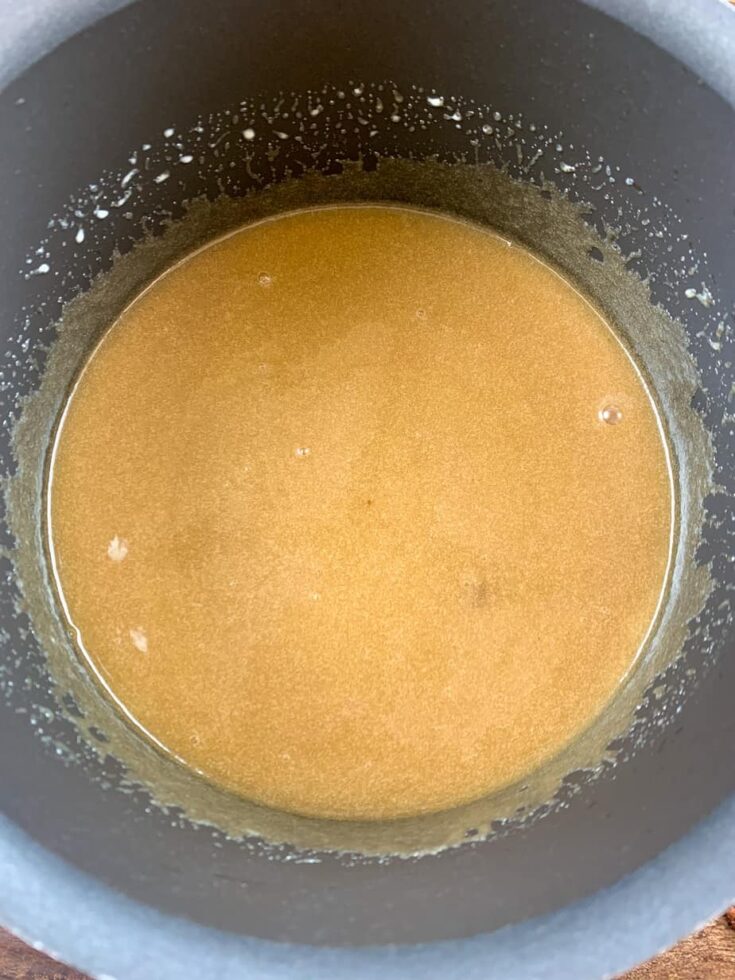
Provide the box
[48,205,673,821]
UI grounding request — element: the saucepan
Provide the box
[0,0,733,976]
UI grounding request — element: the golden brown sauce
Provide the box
[48,206,673,821]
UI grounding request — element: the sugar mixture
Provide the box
[47,205,673,820]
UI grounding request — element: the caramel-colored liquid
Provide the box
[48,206,672,821]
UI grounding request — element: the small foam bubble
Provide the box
[129,627,148,653]
[107,536,129,562]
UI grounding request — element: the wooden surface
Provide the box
[0,930,89,980]
[1,913,735,978]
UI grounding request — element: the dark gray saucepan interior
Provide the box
[0,0,734,973]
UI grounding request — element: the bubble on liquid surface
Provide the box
[599,404,623,425]
[107,536,129,562]
[129,627,148,653]
[257,272,273,287]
